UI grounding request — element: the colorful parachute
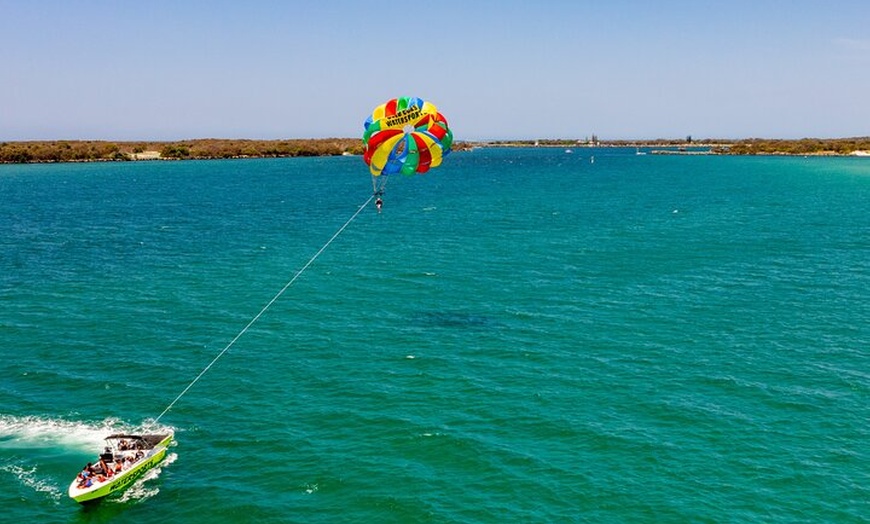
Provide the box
[362,97,453,181]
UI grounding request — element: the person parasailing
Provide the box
[361,96,452,211]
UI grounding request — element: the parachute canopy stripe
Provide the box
[385,98,398,115]
[369,133,405,176]
[412,134,433,172]
[363,128,402,165]
[400,135,420,175]
[426,121,448,141]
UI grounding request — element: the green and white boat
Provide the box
[68,432,174,504]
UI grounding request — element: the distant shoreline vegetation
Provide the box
[0,138,367,164]
[477,137,870,156]
[1,137,869,164]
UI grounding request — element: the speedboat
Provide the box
[68,432,174,504]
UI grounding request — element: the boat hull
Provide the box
[69,433,173,504]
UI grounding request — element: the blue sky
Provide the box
[2,1,868,141]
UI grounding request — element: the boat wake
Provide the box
[114,452,178,504]
[0,414,174,451]
[0,462,64,502]
[0,415,125,452]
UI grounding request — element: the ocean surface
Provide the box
[1,148,868,523]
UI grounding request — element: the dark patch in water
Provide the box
[412,311,495,330]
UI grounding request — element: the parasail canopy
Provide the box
[362,96,453,178]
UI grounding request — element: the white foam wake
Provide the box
[114,452,178,504]
[0,414,173,451]
[0,463,63,502]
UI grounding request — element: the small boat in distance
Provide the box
[68,432,173,504]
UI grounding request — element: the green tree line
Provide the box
[716,137,870,155]
[0,139,367,163]
[3,137,866,163]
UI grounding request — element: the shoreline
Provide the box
[0,138,366,164]
[2,137,869,164]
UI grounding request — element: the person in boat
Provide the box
[114,460,123,473]
[119,439,129,450]
[98,457,112,476]
[77,465,93,488]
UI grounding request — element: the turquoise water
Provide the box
[1,149,868,523]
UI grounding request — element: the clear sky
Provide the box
[2,0,868,141]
